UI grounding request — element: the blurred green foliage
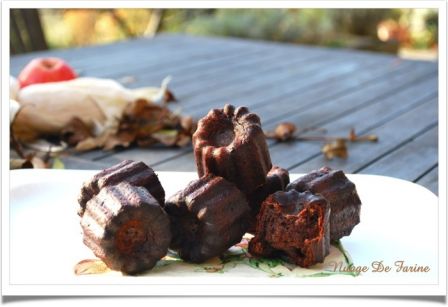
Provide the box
[160,9,437,51]
[33,9,438,53]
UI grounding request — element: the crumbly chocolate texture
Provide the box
[77,160,165,217]
[192,104,272,194]
[164,174,250,263]
[247,165,290,233]
[80,181,171,275]
[248,190,330,267]
[286,166,361,241]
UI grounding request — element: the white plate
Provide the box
[7,170,439,293]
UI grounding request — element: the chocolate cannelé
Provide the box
[249,190,330,267]
[286,166,362,241]
[192,104,272,194]
[78,160,165,216]
[164,174,251,263]
[80,182,171,275]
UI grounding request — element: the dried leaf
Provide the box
[75,134,108,152]
[273,122,297,141]
[265,122,298,141]
[176,133,191,147]
[349,128,357,142]
[52,157,65,169]
[164,89,177,103]
[322,139,348,160]
[136,137,157,148]
[10,159,33,169]
[180,116,194,133]
[103,131,136,150]
[349,128,378,142]
[60,117,93,146]
[74,259,111,275]
[151,129,178,146]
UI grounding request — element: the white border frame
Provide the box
[2,0,446,297]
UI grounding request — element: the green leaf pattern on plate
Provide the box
[148,234,360,278]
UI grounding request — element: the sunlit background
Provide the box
[11,8,438,60]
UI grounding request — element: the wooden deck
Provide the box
[10,34,439,195]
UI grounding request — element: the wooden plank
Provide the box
[155,43,398,96]
[263,67,438,133]
[173,49,374,105]
[134,43,330,92]
[359,126,438,181]
[58,155,111,170]
[183,52,388,116]
[253,60,437,126]
[84,42,264,79]
[185,57,420,120]
[415,165,438,195]
[10,34,193,74]
[268,75,437,167]
[287,98,437,174]
[93,146,193,169]
[10,35,260,77]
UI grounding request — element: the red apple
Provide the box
[18,57,77,88]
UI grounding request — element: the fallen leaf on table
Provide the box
[10,159,33,169]
[349,128,378,142]
[180,115,195,134]
[176,133,192,147]
[321,139,348,160]
[103,130,136,150]
[265,122,378,160]
[269,122,297,141]
[164,89,177,103]
[74,259,111,275]
[52,157,65,169]
[75,132,112,151]
[151,129,179,146]
[60,117,93,146]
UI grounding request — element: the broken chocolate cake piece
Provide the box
[286,166,362,241]
[247,165,290,233]
[164,174,251,263]
[80,181,171,275]
[248,190,330,267]
[78,160,165,217]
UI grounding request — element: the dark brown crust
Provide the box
[77,160,165,217]
[80,182,171,275]
[164,174,251,263]
[247,166,290,233]
[286,166,361,241]
[192,104,272,194]
[248,190,330,267]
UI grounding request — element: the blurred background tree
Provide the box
[11,8,438,59]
